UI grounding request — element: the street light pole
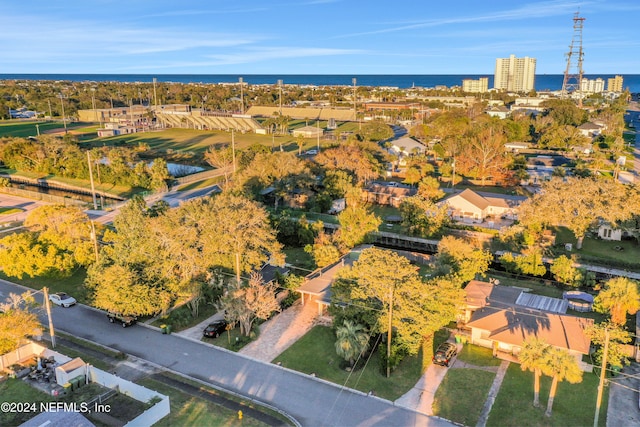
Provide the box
[87,151,98,210]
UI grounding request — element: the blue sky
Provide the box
[2,0,638,74]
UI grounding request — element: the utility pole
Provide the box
[91,88,97,123]
[87,151,98,210]
[42,287,56,348]
[561,12,586,106]
[232,129,237,174]
[317,120,320,151]
[386,286,395,378]
[90,220,99,262]
[594,327,610,427]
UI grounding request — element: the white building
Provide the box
[462,77,489,93]
[580,78,605,94]
[494,55,536,93]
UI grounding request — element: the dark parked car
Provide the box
[432,342,457,367]
[203,320,227,338]
[107,312,137,328]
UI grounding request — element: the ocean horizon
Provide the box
[2,73,639,93]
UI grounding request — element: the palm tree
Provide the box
[518,337,550,407]
[594,277,640,325]
[541,347,583,417]
[335,320,369,367]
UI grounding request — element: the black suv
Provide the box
[203,320,227,338]
[107,312,137,327]
[432,342,457,367]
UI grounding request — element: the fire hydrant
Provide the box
[238,410,243,420]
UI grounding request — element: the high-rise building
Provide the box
[580,78,605,94]
[462,77,489,93]
[607,75,623,93]
[494,55,536,92]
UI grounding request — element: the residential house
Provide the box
[387,136,427,161]
[440,189,524,223]
[577,122,605,138]
[365,182,417,207]
[462,280,593,368]
[485,105,510,119]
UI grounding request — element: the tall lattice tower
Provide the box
[561,12,585,105]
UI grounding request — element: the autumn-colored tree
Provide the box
[315,144,384,184]
[417,176,444,201]
[519,337,550,407]
[540,347,583,417]
[335,320,370,367]
[0,293,42,354]
[217,273,280,336]
[594,277,640,325]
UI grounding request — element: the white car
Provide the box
[305,149,319,155]
[49,292,76,308]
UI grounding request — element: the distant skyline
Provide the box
[3,1,638,75]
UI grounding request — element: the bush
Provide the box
[378,340,407,375]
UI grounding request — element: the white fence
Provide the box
[1,343,170,427]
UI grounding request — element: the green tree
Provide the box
[0,232,75,279]
[435,236,492,282]
[519,177,640,249]
[204,145,234,186]
[87,263,172,316]
[335,320,370,367]
[586,322,632,369]
[550,255,582,287]
[540,347,583,417]
[519,337,550,407]
[403,167,422,187]
[399,196,449,237]
[306,231,341,268]
[203,193,283,283]
[337,247,464,374]
[594,277,640,325]
[335,205,381,250]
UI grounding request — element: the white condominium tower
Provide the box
[494,54,536,92]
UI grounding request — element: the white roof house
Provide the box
[440,189,524,222]
[388,136,427,156]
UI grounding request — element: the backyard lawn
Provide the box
[273,325,425,400]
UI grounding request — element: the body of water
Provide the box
[2,74,640,93]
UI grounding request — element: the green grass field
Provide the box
[0,120,91,138]
[487,363,607,427]
[433,368,496,426]
[273,325,425,400]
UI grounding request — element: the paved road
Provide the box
[0,193,49,223]
[0,279,454,427]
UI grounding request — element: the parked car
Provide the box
[49,292,76,308]
[304,149,319,156]
[203,320,227,338]
[107,312,137,328]
[432,342,458,367]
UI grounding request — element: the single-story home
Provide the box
[440,188,524,222]
[364,183,417,207]
[577,122,604,138]
[463,280,593,368]
[485,105,510,119]
[388,136,427,158]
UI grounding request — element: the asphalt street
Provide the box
[0,279,454,427]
